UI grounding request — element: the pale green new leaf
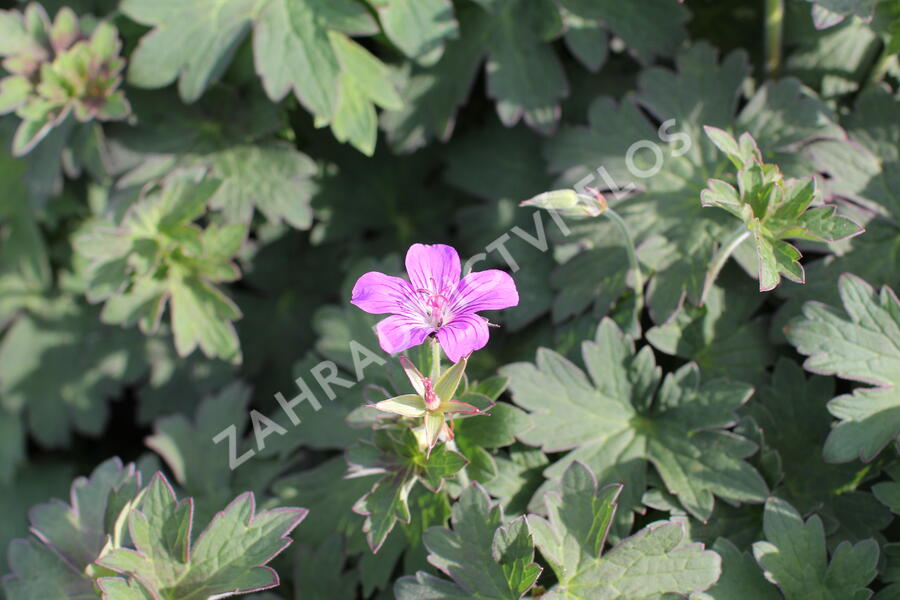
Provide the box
[501,318,768,522]
[96,577,154,599]
[785,273,900,462]
[701,127,863,291]
[75,173,245,363]
[752,497,879,600]
[206,143,318,229]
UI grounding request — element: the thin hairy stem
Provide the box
[429,336,442,381]
[603,207,645,315]
[701,226,751,305]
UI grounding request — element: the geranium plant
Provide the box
[0,0,898,599]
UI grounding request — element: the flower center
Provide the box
[416,281,453,328]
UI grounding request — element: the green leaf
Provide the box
[380,3,491,152]
[121,0,257,101]
[0,8,36,56]
[806,0,878,18]
[75,173,245,363]
[28,458,141,569]
[122,0,400,154]
[369,0,459,65]
[4,538,97,600]
[501,318,768,522]
[485,446,549,516]
[294,534,357,600]
[170,276,242,364]
[0,75,31,114]
[528,461,721,599]
[752,497,879,599]
[784,8,879,100]
[785,274,900,463]
[550,245,630,323]
[545,44,845,323]
[12,116,54,156]
[98,473,307,599]
[206,143,318,229]
[0,461,74,555]
[747,359,890,541]
[701,129,863,291]
[327,33,404,155]
[702,538,781,600]
[454,401,528,449]
[479,0,566,135]
[3,458,142,599]
[253,0,379,114]
[144,382,255,514]
[776,86,900,316]
[352,469,416,553]
[0,297,146,448]
[646,268,776,386]
[395,483,541,599]
[272,457,374,548]
[96,577,154,599]
[420,445,469,492]
[348,427,465,552]
[557,0,688,62]
[560,12,608,72]
[873,464,900,514]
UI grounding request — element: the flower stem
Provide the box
[701,225,751,305]
[866,42,895,88]
[765,0,784,78]
[429,337,441,381]
[603,207,645,314]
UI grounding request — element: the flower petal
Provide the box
[436,314,489,363]
[375,314,433,355]
[405,243,461,294]
[351,271,420,315]
[450,269,518,313]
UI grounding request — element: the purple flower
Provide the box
[351,244,518,362]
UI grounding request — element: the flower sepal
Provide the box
[370,354,484,455]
